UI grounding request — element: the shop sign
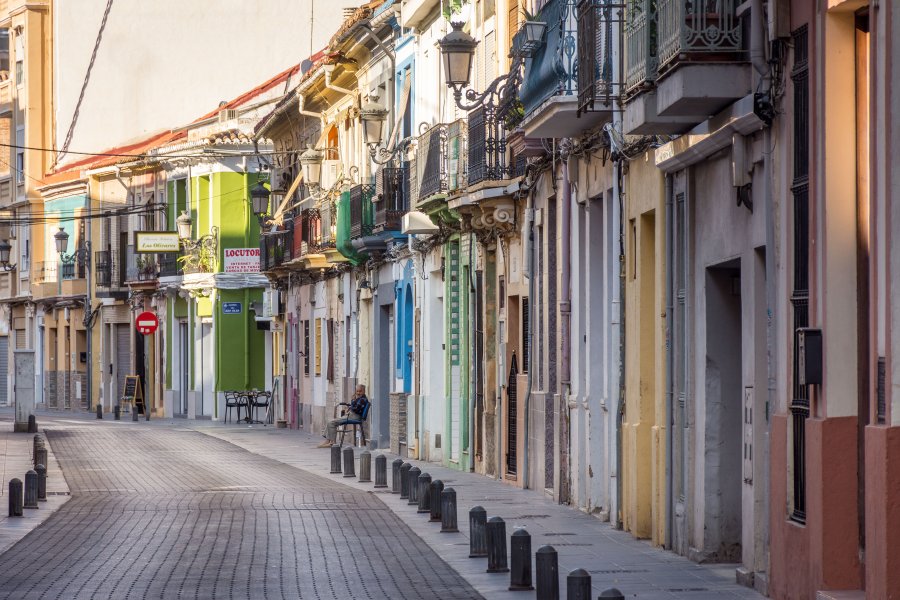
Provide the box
[223,248,260,273]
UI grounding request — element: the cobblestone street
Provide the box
[0,419,482,599]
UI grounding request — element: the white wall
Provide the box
[53,0,361,159]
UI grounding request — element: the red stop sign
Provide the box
[136,311,159,335]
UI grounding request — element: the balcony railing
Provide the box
[34,261,57,284]
[125,245,158,282]
[518,0,578,114]
[625,0,658,94]
[158,252,182,277]
[577,0,619,115]
[416,124,449,202]
[374,166,409,233]
[299,203,336,253]
[95,250,113,287]
[467,106,508,185]
[261,229,292,271]
[657,0,742,71]
[349,184,375,239]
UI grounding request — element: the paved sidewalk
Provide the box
[199,424,765,600]
[0,417,70,556]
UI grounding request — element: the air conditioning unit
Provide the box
[218,109,238,123]
[263,289,279,317]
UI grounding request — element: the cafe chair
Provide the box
[252,391,272,425]
[224,391,243,424]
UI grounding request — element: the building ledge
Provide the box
[521,94,614,139]
[654,94,764,173]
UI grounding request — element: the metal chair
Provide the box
[251,391,272,425]
[337,399,371,447]
[224,391,243,424]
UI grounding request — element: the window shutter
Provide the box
[314,318,322,375]
[327,319,335,382]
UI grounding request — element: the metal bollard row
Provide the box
[342,446,355,478]
[23,469,38,509]
[359,451,372,483]
[35,464,47,501]
[486,516,509,573]
[399,463,411,499]
[468,506,487,557]
[96,404,103,419]
[535,545,559,600]
[429,480,444,522]
[27,414,37,434]
[391,458,403,493]
[330,444,342,474]
[509,529,533,590]
[416,472,431,513]
[8,478,23,517]
[441,487,459,532]
[374,454,388,488]
[407,467,421,505]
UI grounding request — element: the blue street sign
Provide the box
[222,302,242,314]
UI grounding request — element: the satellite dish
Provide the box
[300,59,313,76]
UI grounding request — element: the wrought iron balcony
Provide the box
[349,184,375,239]
[158,252,182,278]
[625,0,657,94]
[415,123,449,203]
[60,256,86,281]
[299,203,336,254]
[374,166,409,233]
[657,0,742,72]
[125,245,158,282]
[577,0,619,115]
[260,229,292,271]
[95,250,113,287]
[467,106,508,185]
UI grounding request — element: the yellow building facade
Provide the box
[622,153,667,545]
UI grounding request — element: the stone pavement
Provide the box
[0,416,482,599]
[0,417,70,556]
[200,424,766,600]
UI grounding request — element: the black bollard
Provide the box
[440,487,459,533]
[114,405,121,420]
[391,458,403,493]
[399,463,412,499]
[599,589,625,600]
[8,478,23,517]
[468,506,488,557]
[359,451,372,482]
[417,473,432,513]
[27,414,37,434]
[96,404,103,419]
[509,528,534,591]
[330,444,342,474]
[429,480,444,522]
[535,545,559,600]
[374,454,388,488]
[34,448,47,473]
[132,408,139,422]
[146,408,151,421]
[35,464,46,501]
[32,434,42,460]
[343,446,355,477]
[486,516,509,573]
[23,469,38,509]
[566,569,591,600]
[407,467,421,505]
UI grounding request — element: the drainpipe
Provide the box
[664,173,674,550]
[615,160,626,529]
[324,64,354,97]
[298,96,324,121]
[560,143,572,504]
[523,188,535,488]
[469,234,476,472]
[750,0,767,82]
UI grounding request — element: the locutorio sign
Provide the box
[223,248,261,273]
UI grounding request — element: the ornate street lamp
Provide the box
[0,239,15,271]
[54,226,69,255]
[438,18,542,111]
[360,97,388,146]
[300,145,325,189]
[176,211,193,241]
[250,181,272,226]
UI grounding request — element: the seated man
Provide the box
[318,384,369,447]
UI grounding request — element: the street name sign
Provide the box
[223,302,242,314]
